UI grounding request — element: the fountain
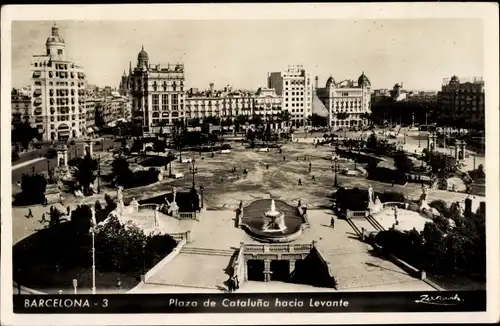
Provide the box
[262,199,287,232]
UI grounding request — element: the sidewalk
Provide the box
[12,157,46,171]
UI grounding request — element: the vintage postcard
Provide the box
[1,3,499,325]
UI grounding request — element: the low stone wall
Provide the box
[232,243,246,285]
[310,246,337,288]
[372,243,428,282]
[143,238,187,283]
[168,231,192,243]
[346,210,368,219]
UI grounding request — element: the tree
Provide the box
[234,115,248,132]
[70,204,92,237]
[95,216,148,273]
[277,110,291,128]
[153,138,166,154]
[19,173,47,205]
[112,156,134,188]
[393,150,414,175]
[367,133,378,151]
[12,121,40,151]
[309,113,328,127]
[104,193,117,212]
[336,112,349,120]
[72,154,99,195]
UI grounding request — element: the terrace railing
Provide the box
[243,242,314,254]
[139,204,159,212]
[346,210,368,219]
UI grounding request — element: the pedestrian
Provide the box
[227,277,234,292]
[298,179,302,186]
[266,164,269,170]
[27,208,33,219]
[279,148,282,154]
[41,213,46,223]
[312,175,315,181]
[391,179,395,187]
[304,156,307,161]
[297,156,299,160]
[283,156,286,161]
[212,152,215,158]
[67,206,71,215]
[234,275,240,291]
[330,217,335,228]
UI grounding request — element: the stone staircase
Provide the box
[180,247,235,257]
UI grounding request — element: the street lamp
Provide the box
[200,184,204,209]
[189,158,198,188]
[333,157,339,188]
[97,154,101,193]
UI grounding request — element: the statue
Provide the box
[117,186,124,206]
[163,187,179,216]
[419,185,431,212]
[368,185,375,205]
[130,198,139,213]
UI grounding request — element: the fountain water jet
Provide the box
[262,199,287,232]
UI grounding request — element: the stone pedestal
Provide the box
[84,140,93,157]
[263,259,271,282]
[57,147,68,167]
[427,133,437,152]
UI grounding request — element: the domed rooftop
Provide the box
[138,46,149,62]
[358,72,371,87]
[326,76,336,87]
[46,24,65,46]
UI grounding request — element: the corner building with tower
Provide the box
[30,23,87,141]
[128,47,186,132]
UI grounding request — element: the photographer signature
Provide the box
[415,294,463,306]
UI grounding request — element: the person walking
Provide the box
[330,216,335,228]
[27,208,33,219]
[41,213,46,223]
[234,275,239,291]
[227,276,234,292]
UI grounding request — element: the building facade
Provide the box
[253,87,282,128]
[437,76,485,128]
[11,89,32,126]
[30,23,87,141]
[268,65,313,127]
[129,47,185,130]
[320,73,372,128]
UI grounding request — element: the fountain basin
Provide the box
[240,199,307,243]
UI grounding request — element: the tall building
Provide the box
[30,23,87,141]
[11,88,32,126]
[437,76,485,128]
[129,46,185,131]
[268,65,313,127]
[318,73,372,128]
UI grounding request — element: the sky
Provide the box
[11,19,483,91]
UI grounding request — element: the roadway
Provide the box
[11,137,126,185]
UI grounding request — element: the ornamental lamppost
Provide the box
[333,156,339,188]
[97,154,101,193]
[189,158,198,188]
[200,184,204,209]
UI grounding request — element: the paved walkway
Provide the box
[12,157,46,170]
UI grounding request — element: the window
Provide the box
[152,94,159,111]
[58,49,63,55]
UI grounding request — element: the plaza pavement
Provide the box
[132,209,435,293]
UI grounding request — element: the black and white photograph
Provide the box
[1,3,499,325]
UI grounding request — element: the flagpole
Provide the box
[92,228,96,294]
[91,206,97,294]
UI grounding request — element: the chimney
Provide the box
[315,76,319,89]
[210,82,214,92]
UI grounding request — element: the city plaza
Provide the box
[12,127,486,294]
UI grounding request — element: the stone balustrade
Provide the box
[138,204,158,212]
[243,242,314,254]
